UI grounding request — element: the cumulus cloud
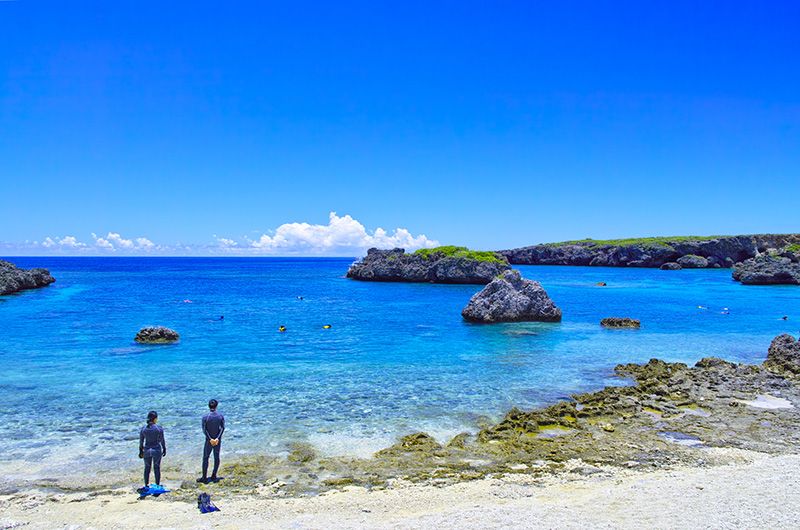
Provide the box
[245,212,438,255]
[8,213,438,256]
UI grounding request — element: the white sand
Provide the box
[2,449,799,529]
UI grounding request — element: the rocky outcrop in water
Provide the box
[0,260,56,295]
[732,251,800,285]
[461,269,562,323]
[347,247,510,284]
[135,326,180,344]
[601,317,641,328]
[763,334,800,378]
[500,234,800,269]
[660,262,682,271]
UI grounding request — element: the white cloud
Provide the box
[246,212,438,255]
[10,213,438,256]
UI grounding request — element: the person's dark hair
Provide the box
[208,399,218,410]
[147,410,158,424]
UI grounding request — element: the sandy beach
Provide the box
[1,448,798,529]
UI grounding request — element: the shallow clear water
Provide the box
[1,257,798,481]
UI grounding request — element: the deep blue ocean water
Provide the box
[2,257,799,481]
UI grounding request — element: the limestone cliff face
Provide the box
[0,260,56,295]
[500,234,800,269]
[346,248,510,284]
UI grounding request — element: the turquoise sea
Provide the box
[1,257,798,485]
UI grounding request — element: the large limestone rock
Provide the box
[135,326,180,344]
[660,262,682,270]
[347,247,510,284]
[461,269,562,323]
[732,253,800,285]
[0,260,56,295]
[763,334,800,377]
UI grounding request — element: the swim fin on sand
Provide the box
[137,484,170,498]
[197,492,220,513]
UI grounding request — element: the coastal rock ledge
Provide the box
[461,269,562,323]
[347,247,510,284]
[732,252,800,285]
[135,326,180,344]
[0,260,55,295]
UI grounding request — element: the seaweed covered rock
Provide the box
[764,334,800,378]
[600,317,641,328]
[347,247,510,284]
[660,262,682,270]
[375,432,443,458]
[0,260,55,295]
[461,269,562,323]
[732,253,800,285]
[135,326,180,344]
[676,254,709,268]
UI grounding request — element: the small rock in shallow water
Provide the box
[134,326,180,344]
[600,317,641,329]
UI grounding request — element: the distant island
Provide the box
[500,234,800,269]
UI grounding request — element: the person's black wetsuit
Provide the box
[201,410,225,480]
[139,423,166,486]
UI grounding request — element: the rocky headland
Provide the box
[501,234,800,268]
[461,269,562,323]
[0,260,56,295]
[732,247,800,285]
[347,246,510,284]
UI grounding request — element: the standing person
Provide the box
[138,410,166,492]
[198,399,225,483]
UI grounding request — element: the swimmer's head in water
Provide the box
[147,410,158,424]
[323,324,332,329]
[278,326,286,332]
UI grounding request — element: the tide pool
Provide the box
[1,257,798,484]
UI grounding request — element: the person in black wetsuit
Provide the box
[138,410,166,491]
[198,399,225,483]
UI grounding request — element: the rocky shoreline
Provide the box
[347,247,510,284]
[9,333,799,502]
[501,234,800,268]
[0,260,55,295]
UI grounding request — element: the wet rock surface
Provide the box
[134,326,180,344]
[501,234,800,268]
[347,248,510,284]
[0,260,55,295]
[461,269,562,323]
[732,252,800,285]
[660,262,682,270]
[601,317,641,328]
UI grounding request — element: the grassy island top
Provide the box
[545,235,729,248]
[413,245,506,263]
[785,243,800,253]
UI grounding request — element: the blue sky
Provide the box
[1,1,798,255]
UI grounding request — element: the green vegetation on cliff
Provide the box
[414,245,506,264]
[547,235,728,248]
[785,244,800,254]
